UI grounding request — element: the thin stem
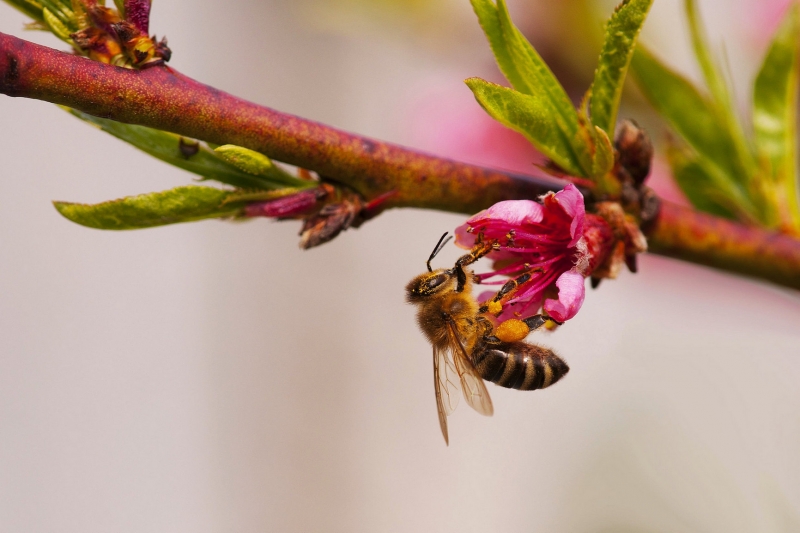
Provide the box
[1,32,799,290]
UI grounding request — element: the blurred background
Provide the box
[2,0,800,531]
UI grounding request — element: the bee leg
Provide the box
[478,269,543,316]
[453,238,498,292]
[475,315,499,336]
[492,272,532,303]
[522,314,547,332]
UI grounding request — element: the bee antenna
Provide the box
[427,232,453,272]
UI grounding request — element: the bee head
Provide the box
[406,231,458,303]
[405,269,456,303]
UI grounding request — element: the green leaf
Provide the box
[667,143,739,220]
[215,144,274,174]
[39,0,73,25]
[575,91,603,180]
[631,46,757,215]
[5,0,45,22]
[222,188,308,205]
[469,0,528,92]
[66,109,312,191]
[592,126,615,179]
[589,0,653,136]
[685,0,756,184]
[54,186,244,230]
[685,0,731,112]
[470,0,589,175]
[466,77,584,176]
[493,0,574,107]
[42,7,71,41]
[753,4,800,228]
[213,145,302,187]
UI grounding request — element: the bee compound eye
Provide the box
[426,273,448,290]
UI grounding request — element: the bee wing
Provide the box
[435,345,461,415]
[433,345,461,445]
[446,321,494,417]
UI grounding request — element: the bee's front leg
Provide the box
[452,236,498,292]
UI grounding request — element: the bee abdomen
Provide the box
[472,342,569,391]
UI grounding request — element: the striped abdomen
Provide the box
[472,341,569,390]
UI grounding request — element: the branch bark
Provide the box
[2,32,799,290]
[0,32,562,214]
[649,202,800,289]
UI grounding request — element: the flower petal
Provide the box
[481,199,544,225]
[496,298,542,322]
[454,221,476,249]
[553,184,586,246]
[455,199,544,249]
[453,188,589,323]
[476,290,496,304]
[552,184,583,218]
[543,270,585,322]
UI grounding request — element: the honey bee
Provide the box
[406,233,569,444]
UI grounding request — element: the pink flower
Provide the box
[454,184,592,323]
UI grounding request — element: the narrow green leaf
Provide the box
[4,0,45,22]
[579,88,615,186]
[466,77,584,176]
[685,0,756,184]
[42,7,72,41]
[495,0,589,174]
[592,126,615,179]
[215,144,274,174]
[589,0,653,136]
[493,0,573,106]
[54,186,243,230]
[39,0,72,25]
[67,109,311,191]
[685,0,731,111]
[469,0,528,91]
[470,0,573,112]
[222,188,307,205]
[753,4,800,228]
[214,145,301,187]
[631,46,757,215]
[667,143,739,220]
[575,90,601,179]
[470,0,590,175]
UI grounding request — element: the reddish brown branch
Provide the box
[1,32,800,290]
[649,202,800,289]
[0,32,563,214]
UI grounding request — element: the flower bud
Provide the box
[582,214,615,275]
[615,119,653,186]
[124,0,151,34]
[244,189,323,218]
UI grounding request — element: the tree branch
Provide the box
[0,32,562,214]
[649,202,800,289]
[2,32,799,290]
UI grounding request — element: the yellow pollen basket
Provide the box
[487,300,503,315]
[494,319,529,343]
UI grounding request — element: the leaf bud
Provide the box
[615,119,653,186]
